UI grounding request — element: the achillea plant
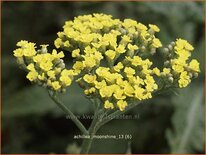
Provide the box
[13,13,200,153]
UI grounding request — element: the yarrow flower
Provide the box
[13,41,75,91]
[161,39,200,88]
[13,13,200,111]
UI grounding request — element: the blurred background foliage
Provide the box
[1,1,205,154]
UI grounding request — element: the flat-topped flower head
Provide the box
[14,13,200,111]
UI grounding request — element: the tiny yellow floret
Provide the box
[52,81,61,90]
[104,100,114,109]
[149,24,160,32]
[117,100,128,111]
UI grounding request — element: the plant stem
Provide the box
[80,101,142,154]
[80,104,103,154]
[96,101,142,131]
[80,123,97,154]
[48,90,89,135]
[49,89,142,154]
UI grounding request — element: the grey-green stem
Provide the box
[80,119,98,154]
[80,102,102,154]
[48,90,89,135]
[96,101,142,132]
[80,101,142,154]
[48,90,153,154]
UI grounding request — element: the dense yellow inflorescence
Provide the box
[13,13,200,111]
[162,39,200,88]
[13,41,76,91]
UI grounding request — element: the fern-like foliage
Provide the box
[166,84,204,153]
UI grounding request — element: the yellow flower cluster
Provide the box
[162,39,200,88]
[52,13,165,111]
[13,41,75,91]
[54,13,162,60]
[94,57,158,110]
[14,13,200,111]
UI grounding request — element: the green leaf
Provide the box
[166,84,204,153]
